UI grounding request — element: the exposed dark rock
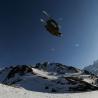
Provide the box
[45,86,49,89]
[51,88,57,93]
[6,65,33,79]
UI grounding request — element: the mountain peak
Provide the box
[84,60,98,76]
[35,62,81,74]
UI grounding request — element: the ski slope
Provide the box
[0,84,98,98]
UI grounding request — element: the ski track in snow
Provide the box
[0,84,98,98]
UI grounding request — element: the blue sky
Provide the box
[0,0,98,68]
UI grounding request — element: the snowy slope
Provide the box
[0,83,98,98]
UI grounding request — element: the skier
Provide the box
[41,10,62,37]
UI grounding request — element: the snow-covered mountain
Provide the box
[84,60,98,76]
[0,62,98,93]
[35,62,81,74]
